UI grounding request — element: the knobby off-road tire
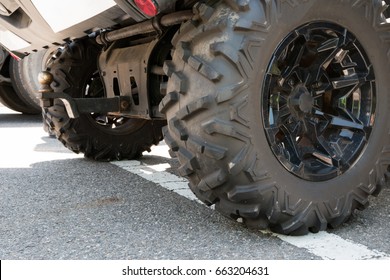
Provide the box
[162,0,390,235]
[44,39,165,161]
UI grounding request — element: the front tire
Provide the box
[162,0,390,234]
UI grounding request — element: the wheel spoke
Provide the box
[279,37,305,86]
[317,37,340,53]
[331,74,359,89]
[313,132,343,168]
[328,115,364,130]
[315,110,364,130]
[280,124,302,165]
[312,151,333,166]
[276,105,291,122]
[302,116,345,168]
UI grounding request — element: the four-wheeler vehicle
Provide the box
[1,0,389,235]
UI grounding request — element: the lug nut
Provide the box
[288,79,295,87]
[120,100,130,110]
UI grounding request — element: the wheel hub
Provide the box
[289,84,314,116]
[262,21,376,181]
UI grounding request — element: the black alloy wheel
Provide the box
[262,22,376,181]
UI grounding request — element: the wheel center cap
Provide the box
[289,85,314,114]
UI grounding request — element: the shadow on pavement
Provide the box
[0,113,42,128]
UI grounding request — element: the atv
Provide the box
[1,0,389,235]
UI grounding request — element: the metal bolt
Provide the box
[313,81,322,89]
[120,100,130,110]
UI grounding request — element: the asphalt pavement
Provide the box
[0,105,389,260]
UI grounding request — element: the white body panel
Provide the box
[31,0,116,33]
[0,28,30,50]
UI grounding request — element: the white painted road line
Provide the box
[113,161,198,201]
[112,158,390,260]
[275,232,390,260]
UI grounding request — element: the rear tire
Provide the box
[44,39,165,161]
[0,56,39,114]
[10,48,54,113]
[0,83,38,114]
[162,0,390,235]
